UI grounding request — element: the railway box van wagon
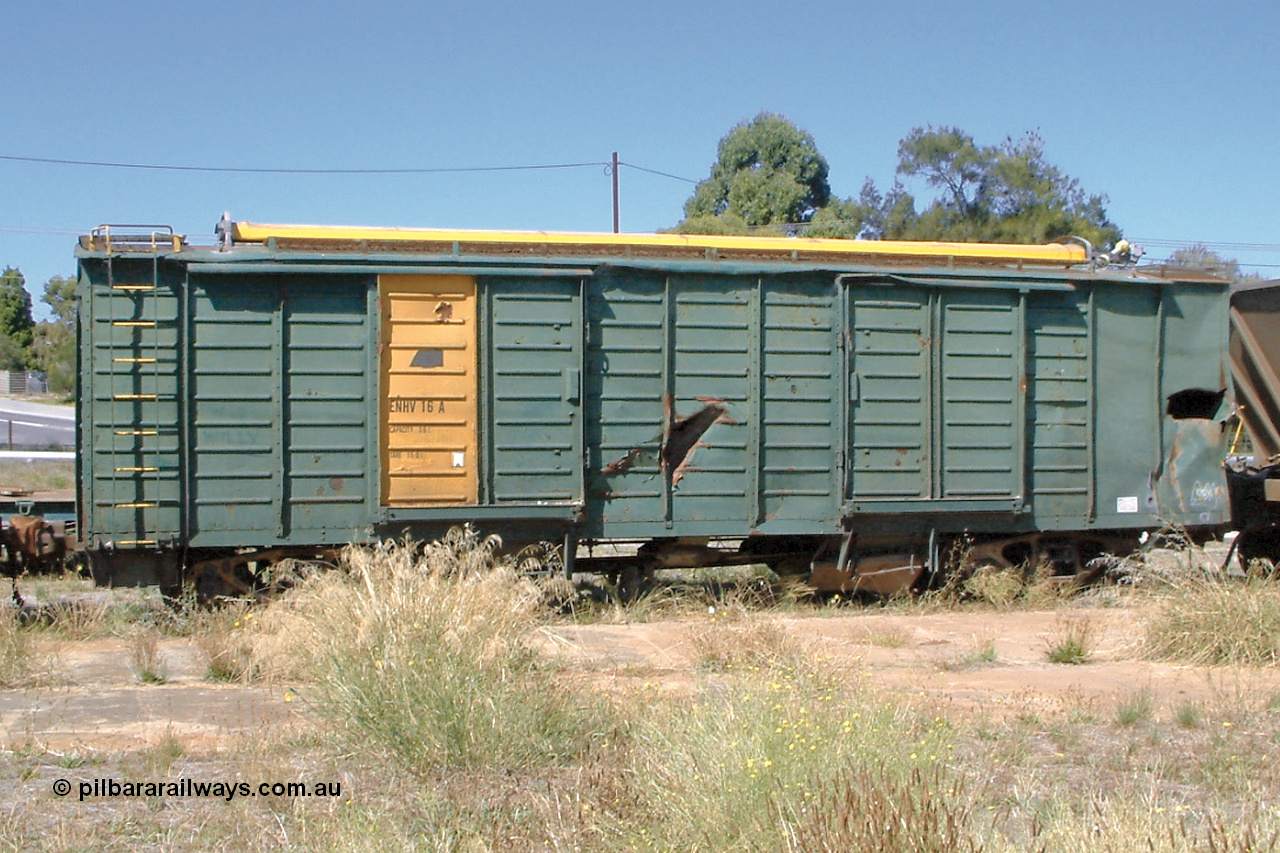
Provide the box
[71,221,1232,596]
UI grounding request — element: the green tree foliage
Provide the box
[671,212,753,236]
[805,178,918,239]
[40,274,76,324]
[1167,244,1264,285]
[0,267,35,365]
[0,333,28,372]
[675,118,1122,247]
[32,274,77,394]
[855,127,1121,247]
[675,113,831,232]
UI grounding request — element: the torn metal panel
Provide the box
[602,447,646,477]
[597,399,735,488]
[1157,416,1228,523]
[664,400,730,486]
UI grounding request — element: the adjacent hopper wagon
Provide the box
[73,221,1232,596]
[1224,279,1280,562]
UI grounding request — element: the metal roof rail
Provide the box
[87,224,184,253]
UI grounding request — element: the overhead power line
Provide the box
[0,153,700,183]
[0,153,609,176]
[0,224,83,237]
[0,152,703,238]
[619,162,699,184]
[1128,236,1280,253]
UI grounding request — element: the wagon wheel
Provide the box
[930,542,1017,599]
[956,545,1015,579]
[0,533,20,579]
[1230,525,1280,576]
[1078,554,1122,586]
[185,548,338,605]
[188,558,259,604]
[612,558,653,603]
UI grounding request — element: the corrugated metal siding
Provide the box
[379,275,479,507]
[670,278,752,523]
[487,279,583,502]
[1156,283,1231,523]
[189,283,276,537]
[760,278,840,524]
[1093,284,1162,523]
[189,275,373,545]
[848,284,931,498]
[587,272,841,534]
[1230,284,1280,459]
[284,281,372,534]
[77,249,1231,551]
[1026,292,1091,521]
[586,273,666,525]
[938,292,1019,498]
[587,273,759,529]
[848,283,1020,503]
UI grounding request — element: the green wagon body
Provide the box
[73,224,1231,588]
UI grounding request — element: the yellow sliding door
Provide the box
[379,275,478,505]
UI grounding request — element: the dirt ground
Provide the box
[6,594,1279,753]
[544,601,1280,715]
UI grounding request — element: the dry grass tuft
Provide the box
[188,601,259,681]
[690,618,804,673]
[246,526,615,775]
[1106,524,1224,587]
[940,635,999,671]
[1114,688,1154,727]
[1143,576,1280,666]
[962,565,1028,608]
[928,543,1075,611]
[43,597,111,640]
[593,567,786,624]
[785,764,985,853]
[858,625,910,648]
[622,655,956,850]
[128,627,167,684]
[0,458,74,491]
[0,607,55,687]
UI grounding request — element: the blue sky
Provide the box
[3,0,1277,315]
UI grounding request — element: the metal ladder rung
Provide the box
[103,249,179,551]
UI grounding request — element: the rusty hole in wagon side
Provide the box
[664,402,729,485]
[603,447,644,476]
[1166,388,1225,420]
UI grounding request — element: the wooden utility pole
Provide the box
[611,152,620,233]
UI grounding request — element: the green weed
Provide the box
[1176,702,1202,728]
[1045,618,1094,665]
[1115,689,1154,727]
